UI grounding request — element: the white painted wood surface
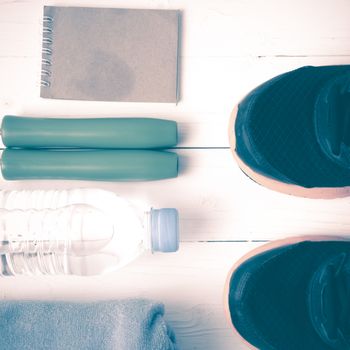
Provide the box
[0,242,263,350]
[1,0,350,349]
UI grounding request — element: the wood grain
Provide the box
[0,0,349,349]
[1,242,263,350]
[2,149,350,242]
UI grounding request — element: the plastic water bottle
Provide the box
[0,189,179,276]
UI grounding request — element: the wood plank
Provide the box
[179,0,350,57]
[1,0,350,150]
[2,149,350,242]
[0,241,262,350]
[1,1,349,349]
[1,55,350,147]
[1,0,350,57]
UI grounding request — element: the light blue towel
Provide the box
[0,299,177,350]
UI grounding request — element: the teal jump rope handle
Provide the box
[1,149,178,181]
[1,116,178,149]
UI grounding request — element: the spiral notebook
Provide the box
[40,6,180,103]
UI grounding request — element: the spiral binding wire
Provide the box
[41,15,53,88]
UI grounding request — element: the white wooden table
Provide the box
[1,0,350,349]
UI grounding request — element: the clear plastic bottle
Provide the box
[0,189,179,276]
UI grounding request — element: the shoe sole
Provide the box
[223,234,350,350]
[229,105,350,199]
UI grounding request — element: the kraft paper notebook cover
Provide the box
[40,6,180,103]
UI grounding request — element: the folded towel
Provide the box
[0,299,177,350]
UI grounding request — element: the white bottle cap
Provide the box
[150,208,179,252]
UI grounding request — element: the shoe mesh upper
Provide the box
[235,65,350,188]
[228,241,350,350]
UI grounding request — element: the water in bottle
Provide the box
[0,189,179,276]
